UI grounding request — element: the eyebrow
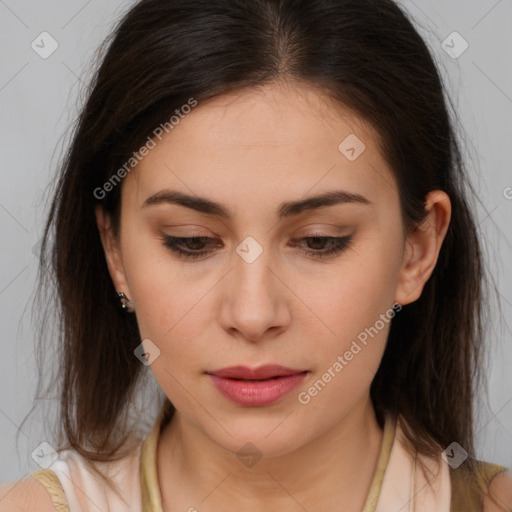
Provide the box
[142,189,371,219]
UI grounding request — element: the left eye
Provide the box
[162,235,353,260]
[290,235,353,258]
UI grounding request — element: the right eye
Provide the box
[162,236,219,259]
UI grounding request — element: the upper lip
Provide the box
[208,365,307,380]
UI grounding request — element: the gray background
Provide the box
[0,0,511,483]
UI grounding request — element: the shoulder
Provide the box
[0,476,57,512]
[483,469,512,512]
[450,458,512,512]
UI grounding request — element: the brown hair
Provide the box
[22,0,500,501]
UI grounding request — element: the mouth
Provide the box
[208,364,308,380]
[207,365,309,406]
[228,376,285,381]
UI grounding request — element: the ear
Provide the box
[95,205,132,300]
[395,190,451,306]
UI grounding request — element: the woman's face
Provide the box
[98,81,438,456]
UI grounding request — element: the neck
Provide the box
[157,395,384,512]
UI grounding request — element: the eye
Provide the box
[161,234,353,260]
[290,235,353,259]
[162,236,218,259]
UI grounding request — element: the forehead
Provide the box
[124,81,399,214]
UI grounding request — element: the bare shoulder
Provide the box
[484,470,512,512]
[0,477,56,512]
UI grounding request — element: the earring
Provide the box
[117,291,135,313]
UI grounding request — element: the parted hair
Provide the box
[26,0,498,500]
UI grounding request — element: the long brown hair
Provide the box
[23,0,498,500]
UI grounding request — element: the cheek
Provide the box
[295,273,396,414]
[291,237,403,414]
[294,234,402,348]
[120,233,205,350]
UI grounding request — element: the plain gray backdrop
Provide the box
[0,0,511,484]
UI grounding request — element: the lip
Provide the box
[209,364,307,380]
[207,365,308,406]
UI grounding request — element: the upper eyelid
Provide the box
[161,224,351,237]
[164,234,346,242]
[162,234,352,250]
[162,234,352,249]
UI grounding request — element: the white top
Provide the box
[43,440,144,511]
[29,406,458,512]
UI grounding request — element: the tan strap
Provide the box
[450,460,507,511]
[140,402,169,512]
[30,469,71,512]
[361,414,396,511]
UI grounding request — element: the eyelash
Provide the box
[162,234,353,260]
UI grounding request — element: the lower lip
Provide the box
[209,372,308,406]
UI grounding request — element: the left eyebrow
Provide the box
[141,189,371,219]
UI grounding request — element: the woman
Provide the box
[1,0,511,510]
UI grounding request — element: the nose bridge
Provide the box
[233,234,276,307]
[220,234,287,340]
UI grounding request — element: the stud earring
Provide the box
[117,291,135,313]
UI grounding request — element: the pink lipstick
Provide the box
[208,365,308,406]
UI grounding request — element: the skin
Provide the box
[96,80,451,511]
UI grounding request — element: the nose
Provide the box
[218,241,291,343]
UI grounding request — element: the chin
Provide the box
[205,416,308,459]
